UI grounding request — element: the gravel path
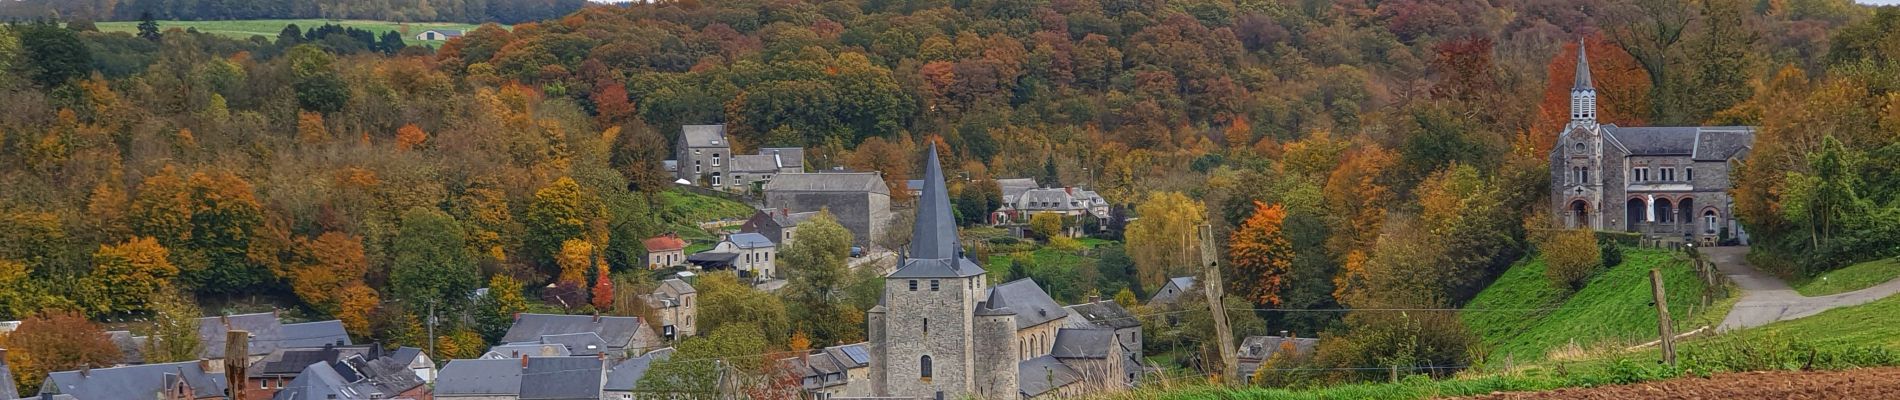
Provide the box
[1709,246,1900,331]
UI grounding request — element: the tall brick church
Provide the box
[1548,40,1753,245]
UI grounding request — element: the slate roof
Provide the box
[758,147,805,169]
[997,178,1039,200]
[983,278,1070,329]
[762,172,889,194]
[1606,126,1700,155]
[642,235,686,252]
[603,348,674,392]
[724,233,775,249]
[540,332,610,356]
[1574,38,1593,91]
[1238,335,1321,360]
[435,359,521,396]
[502,314,646,351]
[728,154,782,173]
[483,343,572,359]
[889,144,988,279]
[658,278,696,295]
[107,331,148,365]
[1170,276,1196,290]
[685,251,738,267]
[1018,355,1082,398]
[436,356,605,399]
[1691,128,1756,161]
[275,347,428,399]
[1065,300,1141,330]
[38,361,225,399]
[680,125,728,148]
[197,313,350,359]
[1050,328,1116,359]
[0,350,16,400]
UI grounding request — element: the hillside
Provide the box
[96,19,489,45]
[1461,247,1730,363]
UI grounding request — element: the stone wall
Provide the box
[973,313,1020,398]
[765,191,890,248]
[877,276,979,397]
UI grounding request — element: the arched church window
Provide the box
[1705,211,1718,233]
[920,355,933,378]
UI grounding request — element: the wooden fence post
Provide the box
[224,330,249,400]
[1649,269,1677,367]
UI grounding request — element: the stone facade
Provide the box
[1548,42,1753,245]
[675,125,730,186]
[763,172,892,248]
[643,279,697,339]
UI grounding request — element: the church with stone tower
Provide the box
[1549,40,1754,245]
[868,145,1141,399]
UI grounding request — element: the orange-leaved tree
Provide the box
[1228,201,1295,306]
[2,310,121,395]
[1533,34,1652,153]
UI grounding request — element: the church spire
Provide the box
[1570,37,1598,124]
[1573,38,1594,91]
[908,143,958,260]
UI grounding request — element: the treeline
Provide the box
[0,0,587,24]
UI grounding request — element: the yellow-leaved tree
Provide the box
[1124,191,1206,292]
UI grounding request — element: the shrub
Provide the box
[1599,239,1623,268]
[1543,229,1603,290]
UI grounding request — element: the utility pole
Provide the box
[1199,224,1238,385]
[224,330,249,400]
[1649,268,1677,367]
[427,302,438,360]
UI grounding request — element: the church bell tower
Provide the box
[1569,38,1598,126]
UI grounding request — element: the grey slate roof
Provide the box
[484,343,572,359]
[435,359,521,396]
[1692,128,1756,161]
[197,313,350,359]
[540,332,610,356]
[1065,300,1141,330]
[107,331,148,365]
[762,172,889,194]
[1239,335,1321,360]
[758,147,805,169]
[275,347,427,399]
[39,361,225,399]
[1603,126,1756,157]
[680,125,728,148]
[889,144,987,279]
[0,349,16,400]
[502,314,646,351]
[1050,328,1116,359]
[1171,276,1196,290]
[1018,355,1081,398]
[728,154,782,173]
[436,356,604,399]
[997,178,1039,200]
[658,278,696,295]
[603,348,673,391]
[724,233,775,249]
[984,279,1070,329]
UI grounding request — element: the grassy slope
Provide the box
[95,19,490,45]
[1461,248,1720,362]
[657,189,756,250]
[1795,257,1900,297]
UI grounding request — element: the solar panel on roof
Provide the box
[841,346,870,364]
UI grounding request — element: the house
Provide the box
[997,178,1040,204]
[502,314,661,358]
[1236,332,1320,379]
[1148,276,1198,307]
[671,125,807,191]
[763,172,892,248]
[197,312,352,370]
[995,187,1110,229]
[268,347,431,400]
[713,233,778,279]
[1064,299,1144,359]
[435,356,607,400]
[481,343,571,359]
[776,342,872,398]
[642,233,687,270]
[740,208,817,248]
[865,144,1134,399]
[684,251,738,270]
[37,361,227,399]
[415,29,463,41]
[1550,39,1752,245]
[640,279,698,340]
[603,348,674,399]
[247,345,434,399]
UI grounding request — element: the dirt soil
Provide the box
[1449,368,1900,400]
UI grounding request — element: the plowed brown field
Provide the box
[1449,368,1900,399]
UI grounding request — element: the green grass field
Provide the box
[95,19,491,45]
[1461,247,1728,363]
[1795,257,1900,297]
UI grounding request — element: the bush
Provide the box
[1594,231,1642,247]
[1599,240,1623,268]
[1542,230,1603,290]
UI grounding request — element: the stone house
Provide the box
[763,172,891,248]
[994,187,1110,234]
[640,278,698,340]
[713,232,778,279]
[865,144,1135,400]
[603,348,674,400]
[1236,332,1320,379]
[1063,299,1144,360]
[245,345,433,399]
[777,342,872,399]
[675,125,732,187]
[1147,276,1198,307]
[197,312,353,372]
[742,208,817,248]
[38,361,227,399]
[502,314,661,359]
[267,347,432,400]
[642,233,687,270]
[1549,40,1753,245]
[434,356,607,400]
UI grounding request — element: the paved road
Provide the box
[1712,246,1900,331]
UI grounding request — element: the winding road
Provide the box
[1709,246,1900,331]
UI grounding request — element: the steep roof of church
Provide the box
[888,144,986,279]
[985,278,1070,329]
[1603,126,1755,157]
[1574,38,1594,91]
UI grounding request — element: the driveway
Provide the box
[1712,246,1900,331]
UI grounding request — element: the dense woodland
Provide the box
[2,0,1900,394]
[0,0,587,24]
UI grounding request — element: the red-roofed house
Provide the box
[643,233,687,269]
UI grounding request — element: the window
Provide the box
[920,356,933,379]
[1583,167,1590,183]
[712,153,722,166]
[930,280,940,291]
[1634,167,1649,182]
[1661,167,1675,181]
[908,280,918,291]
[1575,142,1585,153]
[923,318,929,334]
[694,160,702,173]
[1686,167,1694,181]
[1705,211,1719,233]
[711,172,723,187]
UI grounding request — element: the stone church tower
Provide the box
[1556,39,1609,230]
[868,144,1015,399]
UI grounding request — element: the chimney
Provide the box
[1280,330,1290,338]
[79,365,90,378]
[520,356,530,369]
[219,315,229,326]
[1088,295,1100,304]
[592,313,602,323]
[272,309,280,318]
